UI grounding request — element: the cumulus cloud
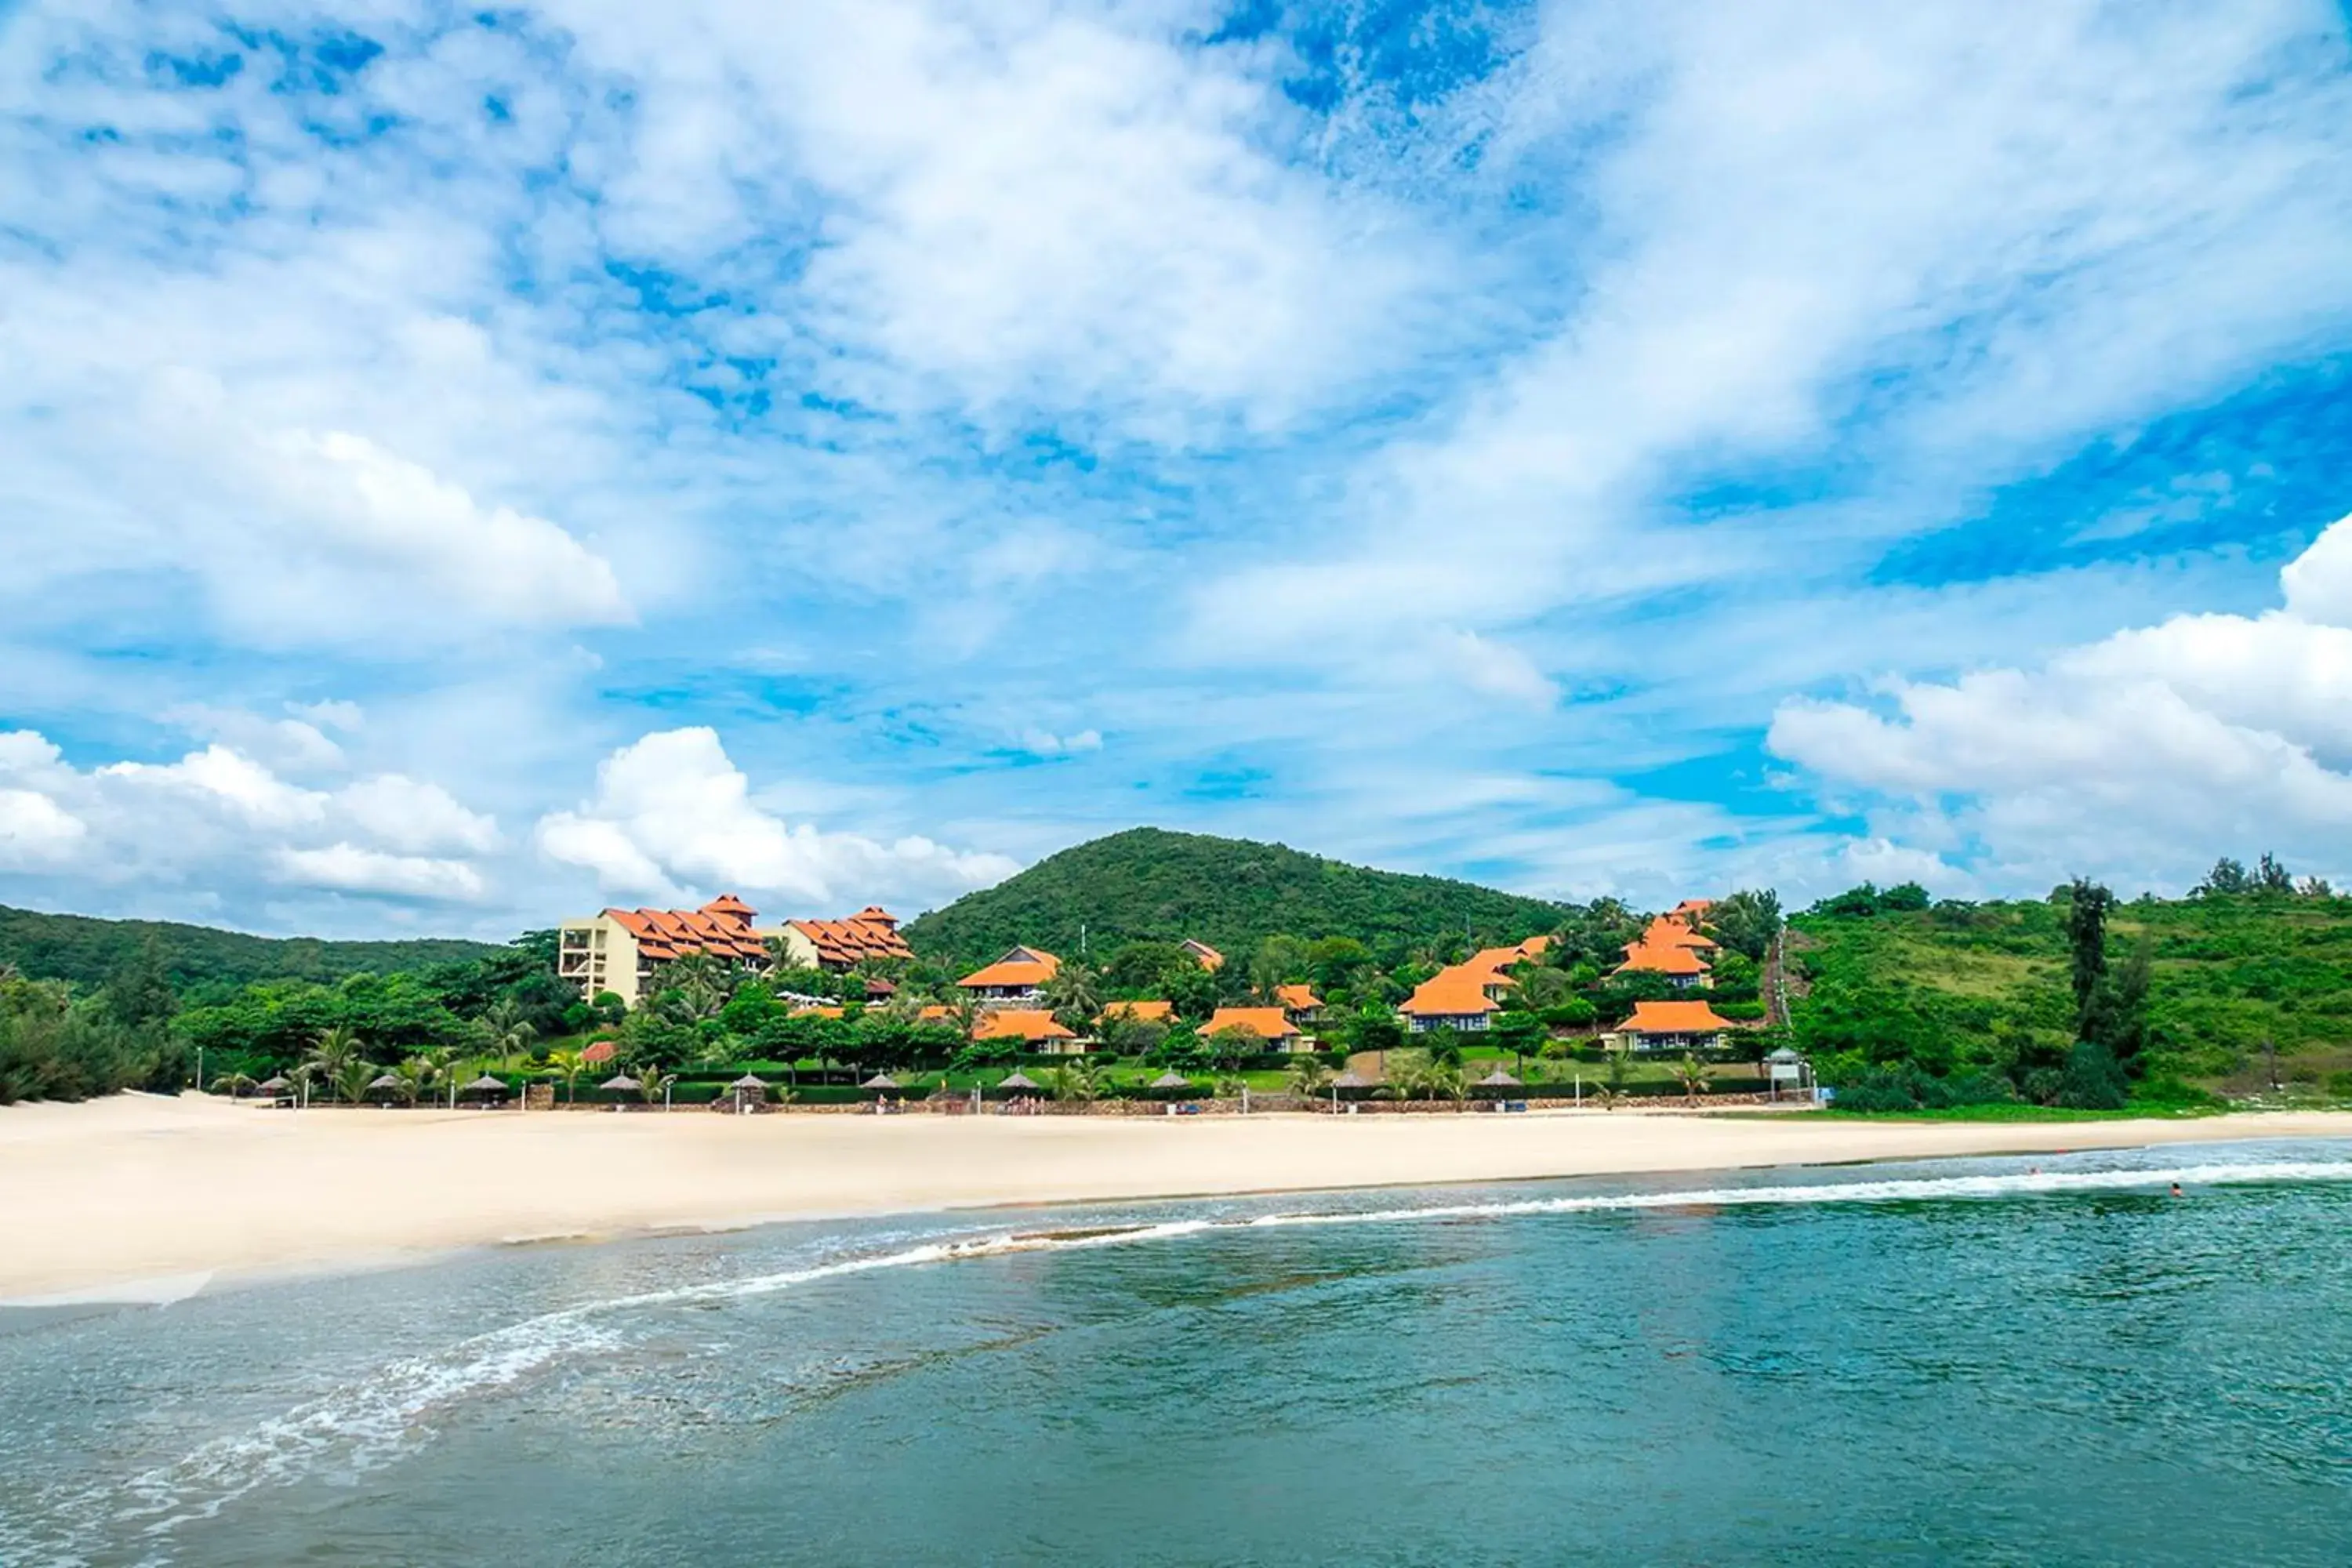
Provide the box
[0,789,87,866]
[271,844,487,902]
[1769,515,2352,887]
[0,731,501,909]
[536,728,1018,909]
[100,745,330,829]
[339,775,503,855]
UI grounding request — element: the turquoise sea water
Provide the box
[5,1139,2351,1566]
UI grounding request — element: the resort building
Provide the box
[1274,984,1323,1025]
[1181,938,1225,971]
[1103,999,1177,1024]
[1613,999,1737,1053]
[1203,1006,1306,1052]
[1396,937,1551,1033]
[970,1008,1082,1054]
[957,946,1061,1001]
[1613,910,1717,990]
[557,895,771,1009]
[1398,964,1510,1033]
[770,907,913,971]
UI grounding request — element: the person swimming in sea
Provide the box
[2170,1183,2184,1198]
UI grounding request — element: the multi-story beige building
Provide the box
[557,895,770,1009]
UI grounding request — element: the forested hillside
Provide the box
[904,828,1566,965]
[1790,872,2352,1107]
[0,903,501,990]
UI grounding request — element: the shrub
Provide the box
[2056,1040,2129,1110]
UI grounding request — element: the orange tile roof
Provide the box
[1399,964,1504,1018]
[1274,984,1322,1011]
[786,909,915,966]
[1104,999,1176,1022]
[1182,938,1225,971]
[959,946,1061,990]
[970,1008,1076,1043]
[789,1004,847,1019]
[1614,940,1710,977]
[1203,1007,1300,1041]
[1619,1000,1735,1034]
[916,1004,959,1023]
[602,899,768,962]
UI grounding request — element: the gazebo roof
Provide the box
[1766,1046,1804,1062]
[733,1073,768,1088]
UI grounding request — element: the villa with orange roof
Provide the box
[1273,983,1323,1025]
[1396,936,1553,1033]
[1613,909,1718,990]
[769,906,914,971]
[958,946,1061,1001]
[1103,999,1177,1025]
[557,895,772,1008]
[1613,999,1738,1053]
[969,1007,1082,1053]
[1398,964,1512,1033]
[1203,1006,1305,1052]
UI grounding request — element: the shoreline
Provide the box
[5,1094,2350,1303]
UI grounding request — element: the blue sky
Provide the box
[3,0,2351,937]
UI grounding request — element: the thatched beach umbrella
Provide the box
[861,1073,898,1091]
[367,1071,403,1101]
[600,1073,642,1094]
[1149,1069,1191,1089]
[461,1073,510,1098]
[256,1074,290,1095]
[1330,1069,1369,1088]
[734,1073,769,1091]
[997,1069,1040,1094]
[1476,1065,1521,1088]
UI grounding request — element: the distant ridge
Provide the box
[902,827,1565,967]
[0,903,504,991]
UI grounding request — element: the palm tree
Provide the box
[334,1060,378,1107]
[546,1047,587,1105]
[636,1068,677,1108]
[394,1056,436,1107]
[306,1025,366,1086]
[1287,1055,1332,1098]
[1670,1053,1711,1107]
[1592,1082,1624,1112]
[1040,959,1105,1034]
[485,1000,538,1064]
[209,1070,257,1098]
[1046,1058,1105,1103]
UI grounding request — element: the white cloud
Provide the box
[1436,630,1559,708]
[339,775,503,855]
[0,789,87,865]
[1768,515,2352,887]
[272,843,487,902]
[1017,728,1104,757]
[100,745,330,829]
[536,727,1018,909]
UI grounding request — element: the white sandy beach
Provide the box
[5,1093,2349,1301]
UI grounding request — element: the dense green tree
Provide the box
[1707,890,1782,960]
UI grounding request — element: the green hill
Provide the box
[1789,889,2352,1097]
[903,827,1566,967]
[0,903,504,993]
